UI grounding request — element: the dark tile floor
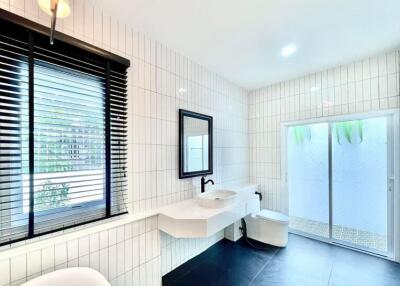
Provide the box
[162,234,400,286]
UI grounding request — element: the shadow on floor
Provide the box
[162,234,400,286]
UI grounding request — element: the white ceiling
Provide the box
[92,0,400,89]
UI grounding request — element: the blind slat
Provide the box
[0,24,30,245]
[0,19,128,246]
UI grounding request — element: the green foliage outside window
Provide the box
[34,181,70,211]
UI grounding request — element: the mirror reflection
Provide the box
[179,109,213,179]
[183,116,209,172]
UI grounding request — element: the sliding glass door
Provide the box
[287,114,394,256]
[331,117,389,254]
[288,123,330,238]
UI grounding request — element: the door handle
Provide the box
[388,177,395,192]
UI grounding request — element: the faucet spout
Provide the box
[201,176,215,193]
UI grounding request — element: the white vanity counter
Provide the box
[158,184,259,238]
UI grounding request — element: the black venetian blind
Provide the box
[0,12,129,246]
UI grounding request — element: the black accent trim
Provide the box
[0,8,130,67]
[105,60,111,217]
[0,14,129,246]
[179,109,213,179]
[28,31,34,236]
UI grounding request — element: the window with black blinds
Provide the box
[0,15,129,246]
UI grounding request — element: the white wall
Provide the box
[0,0,249,285]
[249,49,399,213]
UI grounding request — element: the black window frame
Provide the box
[0,9,130,247]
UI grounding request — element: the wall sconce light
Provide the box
[38,0,71,44]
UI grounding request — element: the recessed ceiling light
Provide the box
[281,44,297,58]
[178,88,187,94]
[310,86,320,92]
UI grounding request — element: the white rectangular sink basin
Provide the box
[196,189,238,208]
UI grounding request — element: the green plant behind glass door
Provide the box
[334,120,364,144]
[291,120,364,146]
[292,125,311,145]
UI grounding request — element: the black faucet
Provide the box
[201,176,215,193]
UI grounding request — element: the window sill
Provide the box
[0,209,160,260]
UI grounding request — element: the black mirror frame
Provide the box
[179,109,213,179]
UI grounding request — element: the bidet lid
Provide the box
[256,209,289,223]
[21,267,110,286]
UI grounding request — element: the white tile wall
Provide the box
[1,217,161,286]
[249,50,400,213]
[160,231,224,276]
[0,0,249,285]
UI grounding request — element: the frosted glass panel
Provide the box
[288,123,329,238]
[332,117,388,253]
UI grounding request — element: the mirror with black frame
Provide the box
[179,109,213,179]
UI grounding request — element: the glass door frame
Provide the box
[281,109,399,262]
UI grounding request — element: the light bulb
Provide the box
[38,0,71,18]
